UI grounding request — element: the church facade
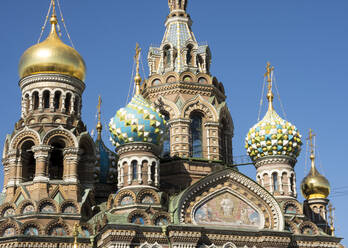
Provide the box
[0,0,343,247]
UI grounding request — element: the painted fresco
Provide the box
[194,192,261,228]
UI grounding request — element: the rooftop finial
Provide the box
[72,223,80,248]
[264,62,274,111]
[168,0,187,12]
[134,43,142,95]
[96,96,102,140]
[50,0,58,25]
[307,128,316,166]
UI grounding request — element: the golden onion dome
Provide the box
[301,154,330,200]
[18,14,86,81]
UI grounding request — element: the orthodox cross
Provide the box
[134,43,141,74]
[307,128,316,155]
[97,95,102,122]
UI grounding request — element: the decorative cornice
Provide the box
[19,74,85,93]
[254,155,297,169]
[116,142,160,156]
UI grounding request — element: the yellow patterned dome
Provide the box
[18,14,86,81]
[301,153,330,200]
[245,63,302,162]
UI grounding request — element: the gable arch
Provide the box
[42,126,78,147]
[181,95,218,121]
[9,128,41,150]
[174,168,284,231]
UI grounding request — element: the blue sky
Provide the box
[0,0,347,242]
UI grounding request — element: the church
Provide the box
[0,0,344,247]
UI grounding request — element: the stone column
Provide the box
[204,122,219,161]
[137,160,142,184]
[5,149,18,199]
[70,95,75,115]
[32,145,52,182]
[49,92,55,112]
[63,148,80,183]
[38,92,43,111]
[169,119,190,157]
[155,161,159,187]
[61,95,66,113]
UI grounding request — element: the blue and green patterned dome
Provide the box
[245,107,302,162]
[109,94,165,147]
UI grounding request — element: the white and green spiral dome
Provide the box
[245,107,302,162]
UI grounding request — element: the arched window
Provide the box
[21,141,36,182]
[74,96,79,114]
[290,174,295,193]
[53,91,61,110]
[161,112,170,157]
[65,93,71,113]
[151,162,156,183]
[163,45,171,68]
[131,160,137,180]
[24,94,30,114]
[43,90,50,109]
[190,112,203,158]
[32,92,39,110]
[49,141,65,180]
[186,44,193,65]
[272,172,278,192]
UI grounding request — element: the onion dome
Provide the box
[109,44,165,148]
[301,131,330,200]
[18,7,86,81]
[245,63,302,162]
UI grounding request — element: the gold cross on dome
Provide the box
[264,62,274,83]
[97,95,102,122]
[307,128,316,155]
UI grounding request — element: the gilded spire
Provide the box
[264,62,274,111]
[134,43,142,95]
[168,0,187,12]
[96,95,102,140]
[308,128,316,165]
[72,223,80,248]
[49,0,59,37]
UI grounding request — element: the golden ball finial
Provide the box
[301,157,330,200]
[18,13,86,81]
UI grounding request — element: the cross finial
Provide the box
[307,128,316,157]
[264,62,275,109]
[96,96,102,140]
[73,223,80,248]
[134,43,142,95]
[328,203,335,236]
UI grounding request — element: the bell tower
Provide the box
[144,0,234,192]
[1,0,95,236]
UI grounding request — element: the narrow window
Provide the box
[290,174,295,193]
[33,92,39,110]
[161,112,170,157]
[49,141,64,180]
[151,162,156,183]
[74,96,79,114]
[65,93,71,113]
[186,44,193,65]
[43,90,50,109]
[53,91,61,110]
[163,46,171,68]
[190,112,203,157]
[272,172,278,192]
[21,141,36,182]
[24,94,30,114]
[131,160,137,180]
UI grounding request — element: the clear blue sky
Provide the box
[0,0,347,242]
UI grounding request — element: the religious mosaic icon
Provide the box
[3,208,15,217]
[62,204,77,214]
[24,226,39,236]
[141,195,155,204]
[120,196,134,206]
[23,204,35,214]
[193,192,261,229]
[50,226,67,236]
[40,203,55,213]
[3,227,15,237]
